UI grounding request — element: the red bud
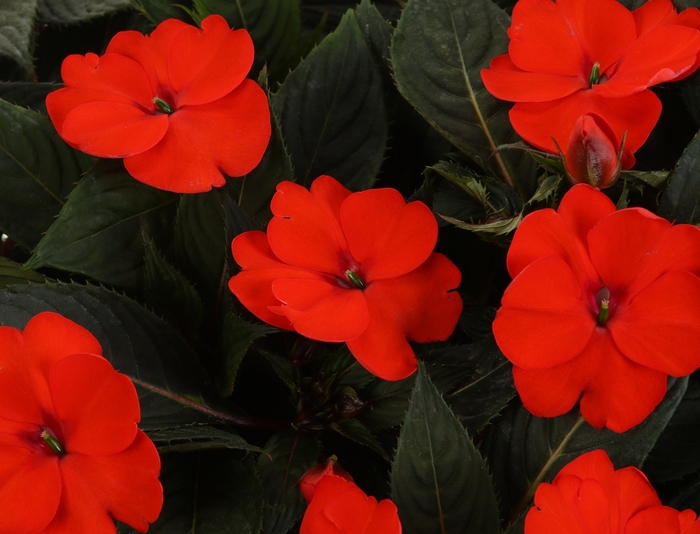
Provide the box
[299,456,354,503]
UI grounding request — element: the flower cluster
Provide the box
[481,0,700,184]
[493,184,700,432]
[0,312,162,533]
[47,15,271,193]
[526,450,700,534]
[228,175,463,381]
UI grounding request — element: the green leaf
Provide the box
[0,0,36,72]
[272,9,387,190]
[131,0,193,25]
[263,351,300,396]
[620,169,670,188]
[358,375,414,430]
[257,430,320,534]
[482,377,688,524]
[0,100,90,250]
[131,451,264,534]
[391,364,501,534]
[658,131,700,223]
[643,379,700,483]
[37,0,132,24]
[143,232,204,336]
[391,0,536,188]
[0,283,236,429]
[217,313,279,397]
[26,160,177,289]
[355,0,393,70]
[194,0,301,81]
[147,424,264,454]
[329,418,389,461]
[0,82,61,114]
[0,257,45,289]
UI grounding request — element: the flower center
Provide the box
[153,96,174,114]
[40,427,65,456]
[588,62,601,87]
[345,270,365,289]
[596,286,610,326]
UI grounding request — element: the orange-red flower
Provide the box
[0,312,162,533]
[525,449,698,534]
[46,15,271,193]
[492,184,700,432]
[481,0,700,167]
[300,457,354,503]
[300,474,402,534]
[228,175,463,381]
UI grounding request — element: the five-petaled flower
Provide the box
[526,449,700,534]
[46,15,271,193]
[228,175,463,381]
[300,473,402,534]
[481,0,700,167]
[0,312,162,533]
[493,184,700,432]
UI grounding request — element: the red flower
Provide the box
[627,507,700,534]
[560,114,623,189]
[0,312,162,533]
[228,175,463,381]
[492,184,700,432]
[480,0,700,167]
[300,457,354,503]
[300,474,402,534]
[525,449,674,534]
[46,15,271,193]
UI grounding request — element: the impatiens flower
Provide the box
[480,0,700,167]
[492,184,700,432]
[300,474,402,534]
[228,175,463,381]
[46,15,271,193]
[560,114,623,189]
[0,312,162,533]
[525,449,699,534]
[300,457,354,503]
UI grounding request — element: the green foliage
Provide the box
[0,100,91,250]
[0,257,45,288]
[37,0,132,24]
[272,9,387,190]
[131,0,192,24]
[391,0,536,188]
[392,364,501,534]
[0,82,60,114]
[658,130,700,224]
[26,160,177,289]
[147,424,264,454]
[0,0,36,73]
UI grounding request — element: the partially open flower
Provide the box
[559,113,623,189]
[299,457,354,503]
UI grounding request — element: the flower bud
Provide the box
[561,114,623,189]
[299,456,354,503]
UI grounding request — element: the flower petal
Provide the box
[346,253,462,381]
[625,506,681,534]
[49,353,139,456]
[494,256,595,370]
[341,188,437,281]
[610,271,700,376]
[633,0,678,36]
[0,326,44,424]
[267,178,352,275]
[509,89,662,167]
[123,79,271,193]
[365,500,402,534]
[595,25,700,97]
[615,466,662,523]
[229,231,322,330]
[481,55,587,102]
[60,102,168,157]
[45,430,162,534]
[167,15,254,107]
[272,279,369,342]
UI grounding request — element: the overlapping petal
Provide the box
[626,506,682,534]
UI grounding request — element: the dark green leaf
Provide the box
[0,82,61,114]
[38,0,131,24]
[392,364,501,534]
[132,0,193,24]
[0,0,36,72]
[263,351,300,396]
[391,0,536,188]
[329,418,389,461]
[482,377,688,523]
[0,257,45,289]
[658,130,700,223]
[0,283,234,429]
[26,160,177,289]
[643,379,700,483]
[355,0,392,70]
[621,169,670,188]
[143,232,203,335]
[669,476,700,515]
[217,313,279,396]
[358,375,414,429]
[148,424,264,454]
[257,430,320,534]
[132,451,264,534]
[0,100,90,250]
[194,0,301,81]
[272,9,387,190]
